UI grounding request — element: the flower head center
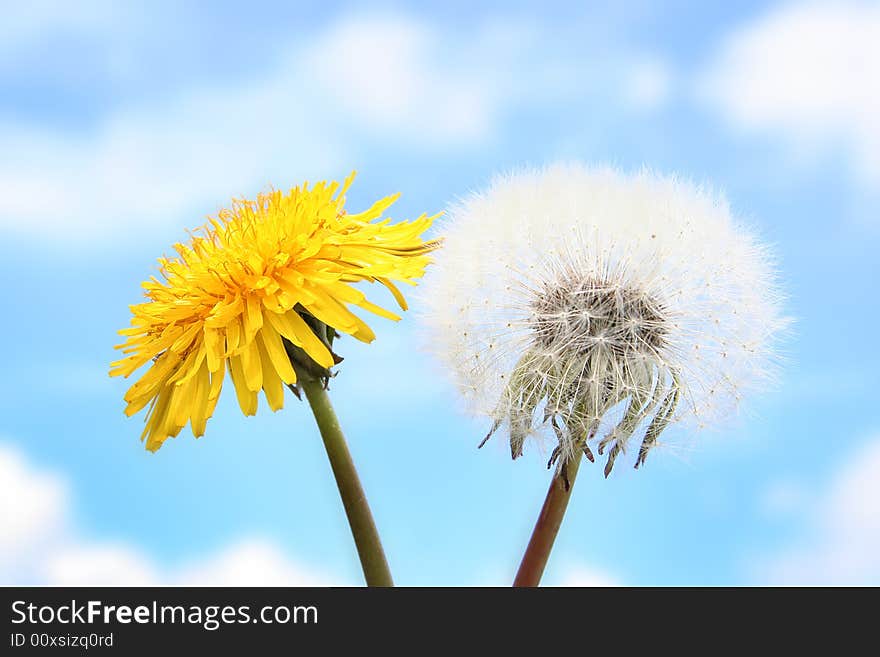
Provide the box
[530,275,667,357]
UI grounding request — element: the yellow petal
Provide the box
[377,277,409,310]
[264,310,334,369]
[190,362,212,437]
[257,337,285,412]
[225,315,242,356]
[243,295,263,338]
[228,355,258,416]
[258,323,297,385]
[239,336,263,392]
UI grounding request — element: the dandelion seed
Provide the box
[420,163,787,477]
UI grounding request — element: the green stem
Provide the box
[513,454,583,587]
[300,377,394,587]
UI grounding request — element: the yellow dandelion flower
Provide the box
[111,172,439,452]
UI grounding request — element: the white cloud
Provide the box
[0,443,67,561]
[760,477,808,517]
[44,543,160,587]
[759,434,880,585]
[174,540,334,587]
[0,441,345,586]
[1,11,679,245]
[45,539,337,587]
[624,57,673,111]
[699,1,880,185]
[0,69,347,244]
[302,15,497,144]
[554,564,622,587]
[0,1,126,55]
[0,13,514,245]
[0,1,147,83]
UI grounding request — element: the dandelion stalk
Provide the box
[299,376,393,587]
[112,173,438,587]
[514,453,582,587]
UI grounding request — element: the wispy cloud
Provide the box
[44,539,341,587]
[759,477,808,518]
[0,0,131,60]
[0,66,347,244]
[623,56,674,111]
[698,1,880,187]
[1,9,679,245]
[553,564,622,587]
[0,442,68,562]
[0,441,346,585]
[1,11,519,245]
[301,15,498,145]
[756,433,880,585]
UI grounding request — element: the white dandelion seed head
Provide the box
[419,163,788,476]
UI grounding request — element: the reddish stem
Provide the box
[513,454,582,587]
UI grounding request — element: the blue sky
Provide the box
[1,0,878,586]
